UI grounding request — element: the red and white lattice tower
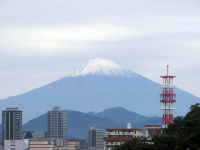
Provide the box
[160,65,176,128]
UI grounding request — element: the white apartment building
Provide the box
[103,128,144,150]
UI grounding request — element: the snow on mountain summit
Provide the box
[73,58,134,77]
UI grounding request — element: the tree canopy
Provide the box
[114,103,200,150]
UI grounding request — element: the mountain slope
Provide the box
[0,59,199,122]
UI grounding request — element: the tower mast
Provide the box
[160,65,176,128]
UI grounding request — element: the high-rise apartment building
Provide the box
[89,128,105,150]
[47,107,67,146]
[2,108,22,146]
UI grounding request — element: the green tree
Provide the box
[113,103,200,150]
[163,103,200,150]
[113,138,153,150]
[153,134,181,150]
[182,103,200,150]
[163,116,184,136]
[114,139,141,150]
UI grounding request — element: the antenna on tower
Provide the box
[167,65,169,76]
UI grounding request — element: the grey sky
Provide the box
[0,0,200,99]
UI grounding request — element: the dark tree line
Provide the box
[114,103,200,150]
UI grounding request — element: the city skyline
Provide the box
[0,0,200,100]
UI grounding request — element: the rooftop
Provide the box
[145,125,162,127]
[103,137,145,141]
[5,108,21,111]
[106,128,143,131]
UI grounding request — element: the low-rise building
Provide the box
[66,140,79,150]
[29,140,54,150]
[53,145,68,150]
[103,128,144,150]
[66,139,88,150]
[4,139,29,150]
[78,139,88,150]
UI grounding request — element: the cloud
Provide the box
[0,24,141,56]
[0,0,200,98]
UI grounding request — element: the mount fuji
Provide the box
[0,58,199,122]
[73,58,135,77]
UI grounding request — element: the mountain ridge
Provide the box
[22,107,162,139]
[0,59,199,123]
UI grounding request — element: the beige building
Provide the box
[29,140,54,150]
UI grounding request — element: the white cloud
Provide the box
[0,24,141,56]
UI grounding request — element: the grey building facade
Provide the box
[47,107,67,146]
[89,128,105,150]
[2,108,22,146]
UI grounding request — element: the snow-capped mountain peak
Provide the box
[73,58,133,77]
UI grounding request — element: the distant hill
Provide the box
[23,109,120,139]
[22,107,161,139]
[96,107,161,128]
[0,58,199,122]
[97,107,148,124]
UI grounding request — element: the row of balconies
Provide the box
[105,142,124,146]
[107,132,142,136]
[108,132,135,135]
